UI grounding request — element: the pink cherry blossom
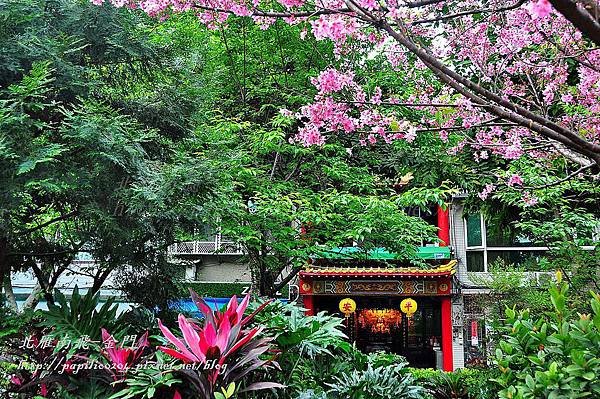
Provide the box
[310,14,357,43]
[529,0,552,19]
[310,68,355,94]
[523,192,539,206]
[478,183,496,200]
[507,174,524,186]
[93,0,600,187]
[278,0,304,8]
[561,93,574,104]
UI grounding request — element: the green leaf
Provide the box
[226,382,236,397]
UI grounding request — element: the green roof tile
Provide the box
[316,246,451,260]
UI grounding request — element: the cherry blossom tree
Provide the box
[93,0,600,191]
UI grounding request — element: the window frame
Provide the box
[464,214,550,272]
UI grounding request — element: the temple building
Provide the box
[298,205,459,370]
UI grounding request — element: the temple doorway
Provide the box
[315,296,442,368]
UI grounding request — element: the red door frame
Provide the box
[302,294,314,316]
[441,296,454,371]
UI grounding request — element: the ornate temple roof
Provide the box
[300,260,457,278]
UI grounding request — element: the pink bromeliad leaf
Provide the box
[235,294,250,322]
[153,291,279,395]
[215,317,231,353]
[101,329,149,378]
[40,383,48,397]
[9,375,22,386]
[178,314,203,359]
[158,315,206,363]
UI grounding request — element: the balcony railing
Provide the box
[169,236,244,256]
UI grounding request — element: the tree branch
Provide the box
[18,210,78,236]
[412,0,527,25]
[523,163,596,189]
[549,0,600,47]
[380,20,600,165]
[272,266,302,295]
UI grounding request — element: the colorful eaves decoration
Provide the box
[300,259,457,278]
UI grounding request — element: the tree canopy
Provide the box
[0,0,217,309]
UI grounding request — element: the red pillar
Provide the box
[302,295,314,316]
[437,205,450,247]
[441,296,453,371]
[299,276,315,316]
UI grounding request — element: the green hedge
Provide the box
[406,367,499,399]
[179,282,250,298]
[178,282,290,299]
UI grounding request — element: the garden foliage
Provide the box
[494,275,600,398]
[2,291,282,398]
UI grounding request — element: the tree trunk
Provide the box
[2,276,18,311]
[91,267,113,294]
[0,237,8,296]
[549,0,600,47]
[30,262,55,306]
[272,266,302,295]
[22,283,43,310]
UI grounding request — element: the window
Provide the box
[464,214,549,272]
[466,214,483,247]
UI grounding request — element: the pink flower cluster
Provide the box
[91,0,600,188]
[529,0,552,19]
[507,174,524,187]
[522,192,539,206]
[310,69,355,94]
[292,68,420,146]
[478,183,496,200]
[278,0,304,8]
[310,14,358,44]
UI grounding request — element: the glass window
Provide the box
[485,219,538,247]
[466,214,482,247]
[487,250,547,270]
[466,251,484,272]
[465,213,551,272]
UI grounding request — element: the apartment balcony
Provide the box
[168,236,244,256]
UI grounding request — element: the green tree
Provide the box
[0,0,215,310]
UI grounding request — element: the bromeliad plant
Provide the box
[326,361,426,399]
[5,289,283,399]
[101,328,149,381]
[156,290,284,397]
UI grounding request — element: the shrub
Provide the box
[4,291,281,399]
[406,368,497,399]
[38,286,128,350]
[246,300,350,397]
[494,274,600,398]
[326,362,425,399]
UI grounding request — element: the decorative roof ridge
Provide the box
[301,260,457,276]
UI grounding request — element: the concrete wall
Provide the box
[450,201,469,283]
[450,202,467,369]
[193,255,252,282]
